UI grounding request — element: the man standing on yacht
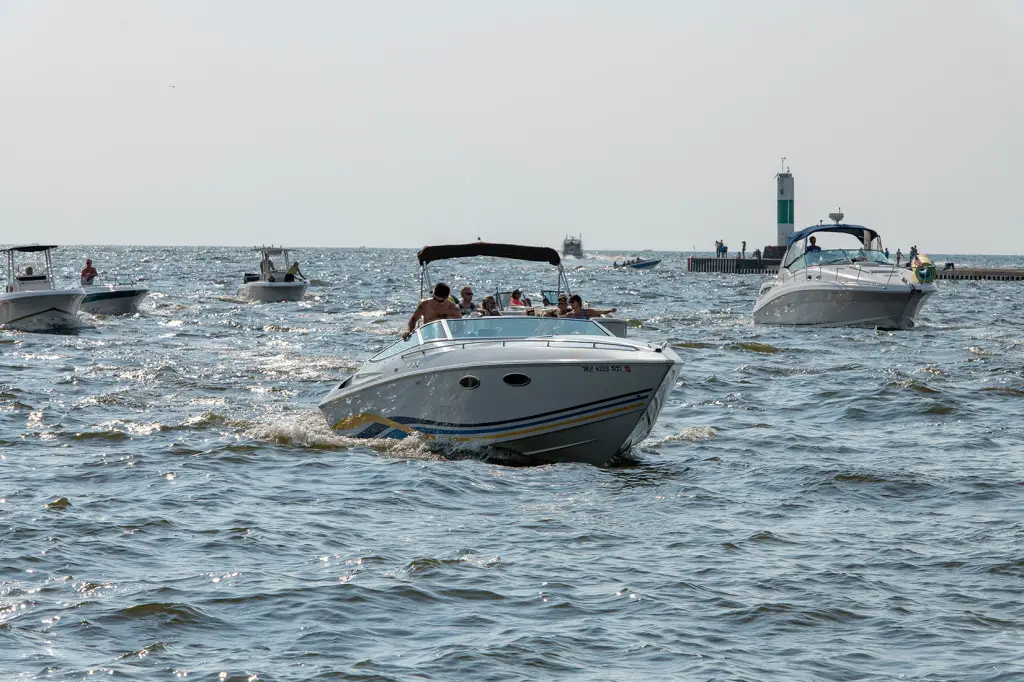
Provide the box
[402,282,462,340]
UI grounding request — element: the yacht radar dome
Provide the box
[828,210,844,224]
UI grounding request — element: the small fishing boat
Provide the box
[1,245,84,329]
[614,257,661,270]
[79,278,149,315]
[238,246,308,303]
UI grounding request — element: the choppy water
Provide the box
[3,246,1023,681]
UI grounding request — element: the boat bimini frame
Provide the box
[416,242,572,302]
[4,244,59,293]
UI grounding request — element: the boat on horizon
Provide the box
[562,234,584,259]
[752,214,937,329]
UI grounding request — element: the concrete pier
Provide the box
[686,258,1024,281]
[687,256,779,274]
[936,268,1024,281]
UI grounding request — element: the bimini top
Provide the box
[787,224,880,247]
[417,242,561,266]
[253,246,293,255]
[2,244,60,253]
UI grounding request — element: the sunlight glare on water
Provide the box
[1,246,1022,680]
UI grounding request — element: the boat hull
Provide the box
[753,284,935,329]
[80,285,149,315]
[238,281,307,303]
[629,259,661,269]
[0,289,85,329]
[319,351,681,466]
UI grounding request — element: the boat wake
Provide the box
[245,409,547,465]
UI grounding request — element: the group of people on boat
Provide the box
[614,258,645,267]
[403,282,617,339]
[260,258,306,282]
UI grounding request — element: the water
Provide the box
[3,247,1023,681]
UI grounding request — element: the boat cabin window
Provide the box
[445,317,612,339]
[15,264,47,282]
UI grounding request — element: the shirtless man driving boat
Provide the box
[403,282,462,339]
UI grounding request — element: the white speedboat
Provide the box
[1,245,85,329]
[80,281,150,315]
[752,215,937,329]
[238,246,307,302]
[319,317,681,466]
[319,242,681,466]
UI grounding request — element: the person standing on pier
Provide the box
[896,248,902,265]
[741,241,747,259]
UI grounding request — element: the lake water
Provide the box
[2,247,1022,681]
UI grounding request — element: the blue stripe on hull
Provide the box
[344,390,652,439]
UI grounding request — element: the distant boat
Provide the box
[238,246,308,303]
[562,235,584,259]
[614,257,661,270]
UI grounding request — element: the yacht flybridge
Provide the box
[1,245,84,329]
[318,242,680,465]
[752,213,937,329]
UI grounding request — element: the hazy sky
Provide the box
[1,1,1021,253]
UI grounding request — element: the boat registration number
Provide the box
[582,365,625,373]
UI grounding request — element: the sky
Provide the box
[1,1,1022,253]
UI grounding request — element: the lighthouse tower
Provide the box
[776,159,794,247]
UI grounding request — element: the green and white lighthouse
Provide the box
[776,159,794,247]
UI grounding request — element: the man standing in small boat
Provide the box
[80,259,98,285]
[403,282,462,339]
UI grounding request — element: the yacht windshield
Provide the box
[446,317,611,339]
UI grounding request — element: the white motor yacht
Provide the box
[1,245,85,329]
[319,242,681,466]
[752,215,937,329]
[238,246,307,302]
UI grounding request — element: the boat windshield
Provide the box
[789,248,891,272]
[446,317,612,339]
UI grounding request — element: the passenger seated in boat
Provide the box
[403,282,462,340]
[545,294,570,317]
[479,295,501,316]
[80,259,98,285]
[458,287,476,316]
[510,289,526,307]
[563,294,616,319]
